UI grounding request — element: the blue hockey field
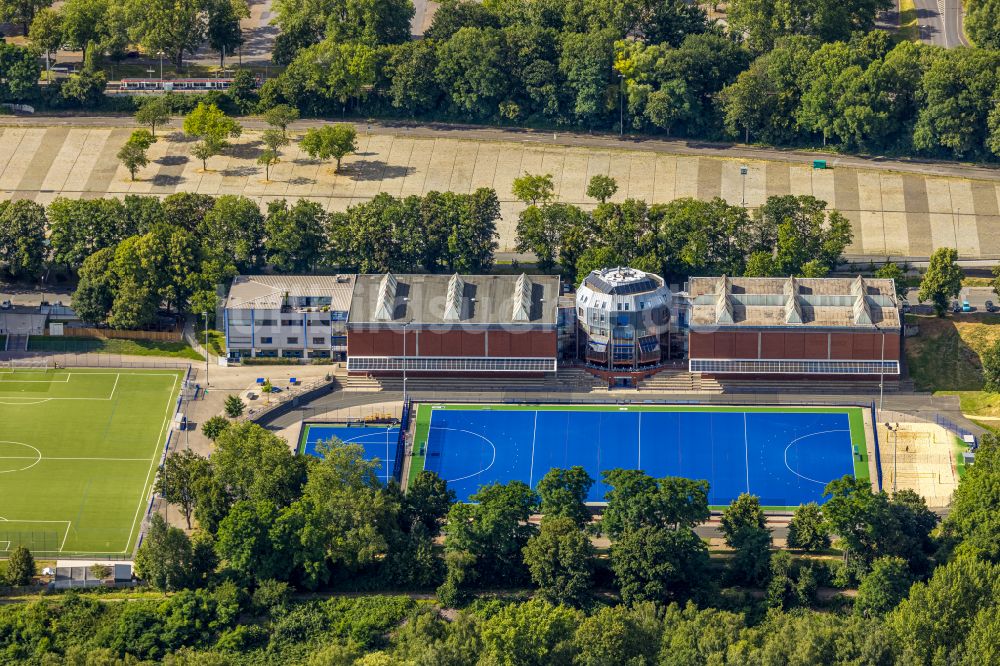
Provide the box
[412,404,870,508]
[299,423,400,483]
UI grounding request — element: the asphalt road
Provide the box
[905,286,999,313]
[914,0,970,48]
[4,115,1000,183]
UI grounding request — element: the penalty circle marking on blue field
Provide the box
[429,426,497,483]
[783,429,852,486]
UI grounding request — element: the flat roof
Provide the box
[688,276,900,330]
[349,273,560,326]
[224,275,356,311]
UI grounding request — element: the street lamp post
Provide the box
[158,51,164,81]
[740,165,748,207]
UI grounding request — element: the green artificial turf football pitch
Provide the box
[0,368,183,558]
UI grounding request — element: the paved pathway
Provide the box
[4,119,1000,260]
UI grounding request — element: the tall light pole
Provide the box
[202,311,209,388]
[158,51,164,81]
[740,165,748,207]
[402,321,409,404]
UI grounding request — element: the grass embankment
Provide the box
[898,0,920,41]
[906,313,1000,418]
[28,335,204,360]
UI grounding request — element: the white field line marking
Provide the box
[0,372,126,403]
[743,413,750,493]
[637,412,642,469]
[0,456,150,461]
[0,441,42,473]
[528,411,539,488]
[783,429,852,485]
[123,373,179,555]
[0,519,72,553]
[429,426,498,484]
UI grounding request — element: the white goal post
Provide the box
[8,358,54,370]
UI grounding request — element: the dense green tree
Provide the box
[945,433,1000,561]
[404,471,455,537]
[535,466,593,527]
[205,0,248,67]
[263,104,300,137]
[913,49,1000,159]
[574,603,661,666]
[600,470,709,539]
[512,172,556,206]
[966,0,1000,48]
[281,40,377,112]
[300,124,358,173]
[134,514,205,591]
[125,0,206,67]
[823,476,937,572]
[224,394,245,418]
[163,192,216,233]
[918,247,963,316]
[786,502,831,551]
[135,98,172,138]
[610,525,709,604]
[982,340,1000,393]
[559,29,614,127]
[385,39,442,115]
[325,0,413,46]
[201,415,230,441]
[28,8,62,70]
[156,449,212,529]
[4,546,35,586]
[478,599,581,666]
[210,421,308,509]
[522,516,595,606]
[117,130,155,181]
[855,556,911,617]
[264,198,328,272]
[327,193,422,273]
[443,481,538,587]
[721,494,772,586]
[71,246,116,324]
[889,555,1000,664]
[216,499,294,582]
[749,195,853,276]
[47,197,138,271]
[426,0,499,40]
[658,197,751,278]
[586,175,618,204]
[199,195,266,270]
[0,200,46,279]
[59,0,107,60]
[435,27,508,118]
[515,202,588,274]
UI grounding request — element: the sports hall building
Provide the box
[346,273,559,375]
[686,275,901,378]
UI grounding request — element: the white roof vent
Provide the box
[513,273,532,321]
[444,273,465,321]
[374,273,397,321]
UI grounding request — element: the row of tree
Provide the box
[512,173,854,282]
[5,0,248,68]
[0,187,500,328]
